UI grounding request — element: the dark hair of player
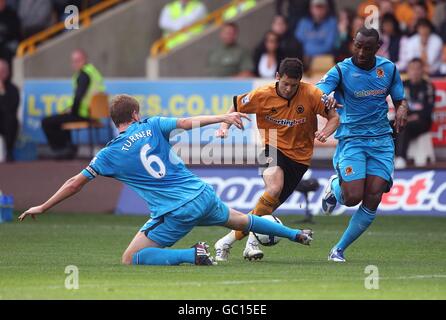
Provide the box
[356,27,380,43]
[110,94,140,127]
[278,58,303,79]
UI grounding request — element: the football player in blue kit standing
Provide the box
[19,94,313,266]
[316,27,408,262]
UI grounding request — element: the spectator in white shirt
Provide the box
[400,18,443,75]
[253,31,284,78]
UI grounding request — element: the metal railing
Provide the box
[150,0,248,57]
[16,0,122,57]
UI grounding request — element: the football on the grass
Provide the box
[253,215,282,246]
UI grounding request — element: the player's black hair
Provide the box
[278,58,303,79]
[110,94,140,127]
[356,26,380,43]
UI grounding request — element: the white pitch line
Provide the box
[180,275,446,286]
[382,275,446,280]
[4,275,446,291]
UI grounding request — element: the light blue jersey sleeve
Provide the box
[157,117,178,140]
[389,67,405,102]
[81,149,114,180]
[316,66,340,95]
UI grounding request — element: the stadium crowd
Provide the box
[155,0,443,168]
[0,0,105,162]
[0,0,102,67]
[198,0,446,78]
[1,0,445,164]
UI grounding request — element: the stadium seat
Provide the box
[407,132,436,167]
[309,54,335,78]
[62,92,112,158]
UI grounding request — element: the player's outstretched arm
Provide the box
[18,173,90,221]
[177,111,250,131]
[215,105,236,138]
[315,108,340,143]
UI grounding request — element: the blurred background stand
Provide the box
[295,178,320,224]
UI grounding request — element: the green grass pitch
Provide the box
[0,213,445,299]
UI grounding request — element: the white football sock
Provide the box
[219,230,237,246]
[246,232,260,248]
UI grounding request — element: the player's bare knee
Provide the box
[343,191,363,207]
[231,217,247,230]
[266,185,282,198]
[344,198,362,207]
[226,209,249,230]
[121,251,134,265]
[264,176,283,197]
[263,167,284,198]
[363,192,383,210]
